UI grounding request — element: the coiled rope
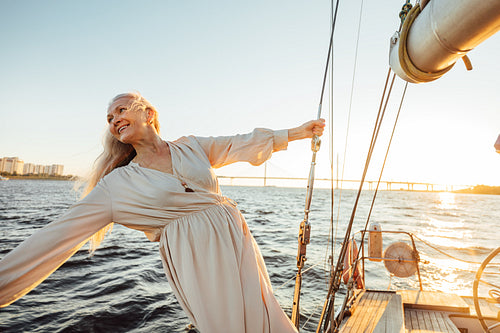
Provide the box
[397,2,472,83]
[398,3,454,82]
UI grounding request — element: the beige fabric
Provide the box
[0,128,298,333]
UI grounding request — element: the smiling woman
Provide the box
[0,91,325,333]
[92,92,161,187]
[84,92,164,252]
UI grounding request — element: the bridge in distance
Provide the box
[217,175,470,192]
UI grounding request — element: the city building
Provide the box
[23,163,36,175]
[49,164,64,176]
[0,157,24,175]
[34,165,45,174]
[0,157,64,176]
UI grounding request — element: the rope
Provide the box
[397,3,455,82]
[276,261,326,292]
[489,289,500,303]
[412,234,500,266]
[302,301,324,329]
[462,55,473,71]
[399,0,413,24]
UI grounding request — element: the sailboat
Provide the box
[290,0,500,332]
[0,1,498,332]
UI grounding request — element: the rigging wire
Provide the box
[347,80,409,300]
[326,0,337,291]
[316,67,395,332]
[328,0,335,286]
[291,0,341,328]
[321,7,419,331]
[361,80,408,233]
[317,0,341,118]
[276,260,327,292]
[334,70,397,331]
[327,0,366,289]
[323,0,367,328]
[302,301,324,330]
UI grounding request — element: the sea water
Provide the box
[0,180,498,332]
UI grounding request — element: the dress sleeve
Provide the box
[0,181,113,307]
[194,128,289,168]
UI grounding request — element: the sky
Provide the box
[0,0,499,187]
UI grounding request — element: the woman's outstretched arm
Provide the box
[194,119,326,169]
[0,182,113,307]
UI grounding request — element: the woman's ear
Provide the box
[146,108,154,124]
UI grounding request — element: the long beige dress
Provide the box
[0,128,298,333]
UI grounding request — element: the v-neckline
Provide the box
[129,141,176,177]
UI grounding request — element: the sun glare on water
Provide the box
[436,191,458,210]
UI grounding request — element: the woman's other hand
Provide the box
[288,119,326,142]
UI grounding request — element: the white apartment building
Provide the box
[34,165,45,174]
[49,164,64,176]
[23,163,36,174]
[0,157,24,175]
[0,157,64,176]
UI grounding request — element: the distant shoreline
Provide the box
[453,185,500,195]
[2,176,499,195]
[1,175,76,181]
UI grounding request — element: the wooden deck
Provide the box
[404,309,460,333]
[338,289,500,332]
[339,290,404,333]
[339,290,477,333]
[397,290,470,313]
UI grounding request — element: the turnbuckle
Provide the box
[296,219,311,269]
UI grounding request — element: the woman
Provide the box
[0,92,325,332]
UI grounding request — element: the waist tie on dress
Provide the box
[217,196,249,236]
[220,196,238,207]
[144,197,239,242]
[157,196,242,243]
[166,196,238,227]
[216,195,238,218]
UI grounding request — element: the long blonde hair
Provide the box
[83,92,160,253]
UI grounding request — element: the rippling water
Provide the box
[1,180,499,332]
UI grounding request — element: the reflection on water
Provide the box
[421,217,472,249]
[437,191,458,210]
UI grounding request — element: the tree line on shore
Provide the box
[453,185,500,195]
[0,172,76,180]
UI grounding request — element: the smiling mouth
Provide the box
[118,125,129,134]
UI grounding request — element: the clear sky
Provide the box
[0,0,499,186]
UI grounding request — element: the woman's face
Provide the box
[107,96,150,144]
